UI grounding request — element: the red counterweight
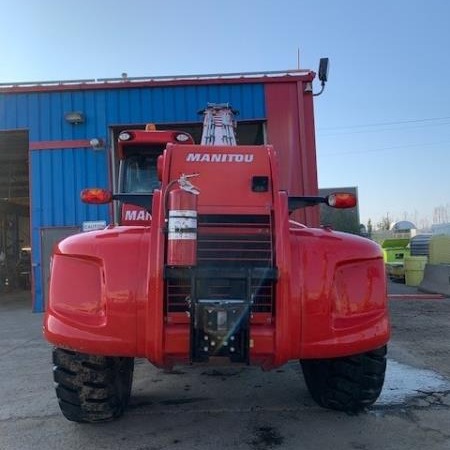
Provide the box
[167,187,198,266]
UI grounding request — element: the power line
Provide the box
[319,140,450,156]
[318,120,450,137]
[318,115,450,131]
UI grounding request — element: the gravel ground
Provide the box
[0,283,449,450]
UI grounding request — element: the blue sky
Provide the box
[0,0,449,227]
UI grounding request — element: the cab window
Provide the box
[123,155,159,193]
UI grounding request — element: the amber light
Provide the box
[80,188,113,204]
[327,193,357,209]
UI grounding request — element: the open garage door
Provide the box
[0,130,31,292]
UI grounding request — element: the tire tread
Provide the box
[52,347,134,423]
[301,346,387,412]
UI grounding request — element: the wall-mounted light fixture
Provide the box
[89,138,104,150]
[64,111,85,124]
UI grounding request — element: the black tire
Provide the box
[52,348,134,423]
[300,346,387,412]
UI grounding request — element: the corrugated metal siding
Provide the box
[30,148,109,311]
[0,84,265,140]
[0,82,265,311]
[30,148,109,227]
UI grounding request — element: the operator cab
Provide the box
[117,128,194,225]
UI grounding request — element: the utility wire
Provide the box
[319,140,450,156]
[318,115,450,131]
[318,120,450,137]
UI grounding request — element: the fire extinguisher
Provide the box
[167,185,198,267]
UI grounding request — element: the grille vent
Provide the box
[165,215,275,314]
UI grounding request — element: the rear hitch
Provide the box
[192,298,250,363]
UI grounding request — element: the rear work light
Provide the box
[80,188,113,204]
[118,131,134,141]
[327,193,357,209]
[175,133,190,142]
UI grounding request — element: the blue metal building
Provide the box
[0,71,318,311]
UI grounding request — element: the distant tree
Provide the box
[377,213,391,231]
[420,218,431,230]
[367,219,373,237]
[433,205,449,224]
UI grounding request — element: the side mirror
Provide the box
[81,188,153,211]
[288,192,356,212]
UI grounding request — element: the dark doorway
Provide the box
[0,130,31,292]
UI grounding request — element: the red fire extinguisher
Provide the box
[167,187,198,266]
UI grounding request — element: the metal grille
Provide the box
[197,215,272,267]
[251,279,274,313]
[165,276,274,314]
[165,215,275,315]
[165,277,191,313]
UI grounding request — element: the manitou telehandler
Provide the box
[44,68,389,423]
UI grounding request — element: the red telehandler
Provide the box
[44,71,389,423]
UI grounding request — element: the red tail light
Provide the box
[327,193,357,209]
[80,188,113,204]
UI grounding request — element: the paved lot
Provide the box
[1,284,450,450]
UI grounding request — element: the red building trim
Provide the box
[265,82,319,226]
[29,140,91,150]
[0,72,315,94]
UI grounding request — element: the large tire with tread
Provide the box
[52,348,134,423]
[300,346,387,412]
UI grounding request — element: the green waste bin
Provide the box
[381,238,410,263]
[404,255,428,287]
